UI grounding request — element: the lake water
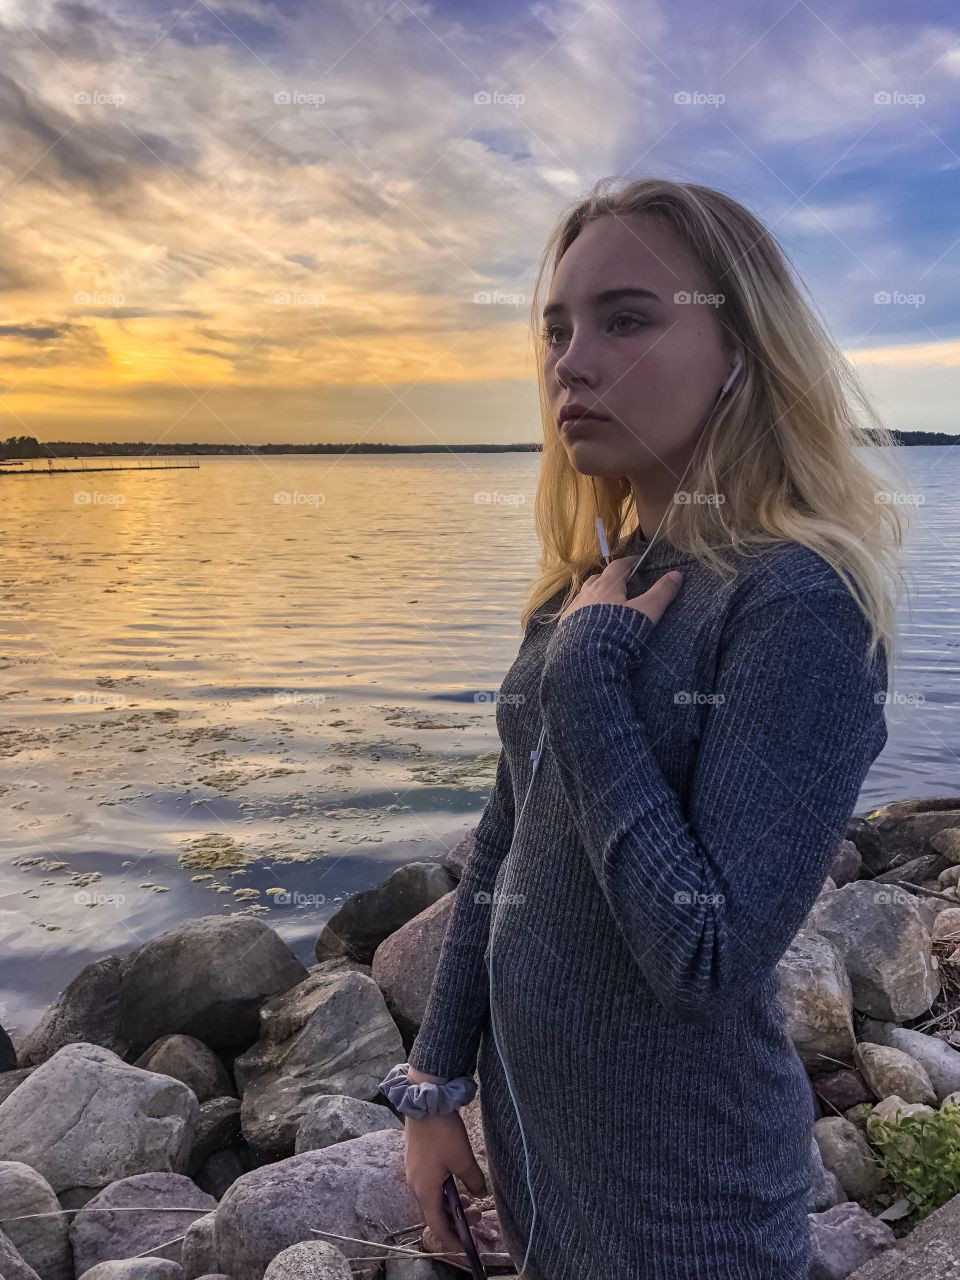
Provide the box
[1,447,957,1037]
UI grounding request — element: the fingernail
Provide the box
[668,570,683,583]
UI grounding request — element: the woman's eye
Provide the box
[542,324,566,347]
[610,312,645,333]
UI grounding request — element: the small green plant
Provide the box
[867,1102,960,1223]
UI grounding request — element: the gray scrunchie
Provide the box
[379,1061,478,1118]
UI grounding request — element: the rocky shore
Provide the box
[4,797,960,1279]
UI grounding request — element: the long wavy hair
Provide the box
[523,177,914,667]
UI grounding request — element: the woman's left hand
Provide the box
[559,556,684,624]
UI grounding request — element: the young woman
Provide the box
[379,178,911,1279]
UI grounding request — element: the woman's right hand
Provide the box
[402,1073,490,1261]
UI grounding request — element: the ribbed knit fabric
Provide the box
[407,533,889,1280]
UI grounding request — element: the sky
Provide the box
[0,0,959,446]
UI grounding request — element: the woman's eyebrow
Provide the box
[542,287,662,319]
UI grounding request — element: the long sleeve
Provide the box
[538,590,888,1025]
[406,743,516,1079]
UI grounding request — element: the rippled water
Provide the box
[0,447,956,1035]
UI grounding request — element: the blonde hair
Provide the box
[524,177,913,668]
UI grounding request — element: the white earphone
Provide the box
[719,354,743,398]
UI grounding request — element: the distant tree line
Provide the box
[0,430,956,460]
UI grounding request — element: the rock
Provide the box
[806,881,939,1020]
[941,1090,960,1110]
[119,918,308,1054]
[189,1098,243,1174]
[17,956,129,1066]
[867,1093,935,1136]
[807,1136,846,1212]
[813,1117,884,1202]
[437,830,474,879]
[854,1043,937,1106]
[0,1068,35,1107]
[776,931,855,1070]
[77,1263,184,1280]
[371,893,455,1040]
[261,1241,352,1280]
[929,828,960,865]
[932,908,960,943]
[844,1102,875,1133]
[134,1036,235,1103]
[874,853,953,886]
[829,841,863,889]
[295,1094,401,1154]
[859,1020,960,1103]
[812,1069,874,1113]
[181,1213,216,1280]
[234,969,403,1158]
[843,1187,960,1276]
[853,800,960,877]
[70,1173,217,1273]
[937,865,960,890]
[0,1231,42,1280]
[0,1161,72,1280]
[0,1023,16,1071]
[315,863,456,965]
[0,1043,197,1205]
[213,1129,419,1280]
[808,1201,896,1279]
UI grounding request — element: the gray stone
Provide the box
[78,1263,184,1280]
[195,1146,257,1200]
[829,841,863,889]
[134,1036,235,1103]
[17,956,129,1067]
[854,1043,937,1106]
[0,1160,71,1280]
[854,800,960,876]
[371,893,455,1040]
[0,1229,42,1280]
[813,1117,884,1202]
[234,969,403,1158]
[213,1129,419,1280]
[70,1172,217,1274]
[931,908,960,943]
[295,1095,401,1154]
[261,1241,352,1280]
[776,931,855,1071]
[845,1188,960,1276]
[119,918,308,1054]
[315,863,455,965]
[0,1068,34,1107]
[181,1213,216,1280]
[807,881,939,1020]
[859,1020,960,1103]
[0,1044,197,1204]
[188,1098,242,1174]
[807,1136,846,1213]
[808,1201,896,1279]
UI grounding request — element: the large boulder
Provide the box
[76,1263,183,1280]
[851,800,960,876]
[0,1043,197,1206]
[776,931,855,1070]
[0,1232,42,1280]
[0,1022,16,1070]
[371,894,455,1040]
[0,1160,72,1280]
[845,1188,960,1276]
[181,1213,216,1280]
[0,1069,34,1107]
[806,881,939,1020]
[812,1117,884,1202]
[119,918,308,1053]
[262,1241,352,1280]
[314,862,455,965]
[16,956,129,1066]
[234,969,403,1158]
[854,1043,937,1106]
[134,1036,235,1103]
[70,1173,217,1274]
[213,1128,419,1280]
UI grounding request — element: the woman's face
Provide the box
[542,212,737,481]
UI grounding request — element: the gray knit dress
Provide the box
[407,530,889,1280]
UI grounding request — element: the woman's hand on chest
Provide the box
[558,555,684,624]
